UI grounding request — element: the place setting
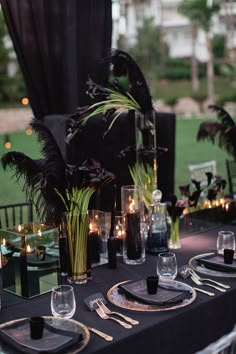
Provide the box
[107,252,196,312]
[189,230,236,278]
[0,285,90,354]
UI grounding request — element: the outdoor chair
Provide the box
[226,159,236,199]
[188,160,217,187]
[195,325,236,354]
[0,201,33,229]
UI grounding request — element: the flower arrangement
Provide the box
[166,195,186,249]
[179,172,226,211]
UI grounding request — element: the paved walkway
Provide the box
[0,108,33,133]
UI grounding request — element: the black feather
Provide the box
[104,49,153,114]
[197,105,236,159]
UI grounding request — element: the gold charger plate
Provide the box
[189,252,236,278]
[107,280,196,312]
[0,316,90,354]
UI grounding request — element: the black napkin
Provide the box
[196,253,236,273]
[0,319,83,354]
[119,280,192,306]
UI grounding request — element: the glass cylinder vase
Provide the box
[65,212,89,284]
[168,218,181,250]
[134,110,157,209]
[121,185,146,265]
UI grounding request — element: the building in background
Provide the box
[113,0,236,62]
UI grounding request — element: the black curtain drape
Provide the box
[0,0,112,119]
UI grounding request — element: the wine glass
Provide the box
[156,252,177,280]
[51,285,76,319]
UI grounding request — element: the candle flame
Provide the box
[225,203,229,212]
[2,238,6,246]
[18,225,22,232]
[26,244,31,253]
[38,230,42,237]
[129,198,135,213]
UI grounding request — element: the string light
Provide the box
[21,97,29,105]
[4,134,11,149]
[25,127,32,135]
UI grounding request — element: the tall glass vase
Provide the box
[135,110,157,209]
[121,185,146,265]
[168,218,181,250]
[66,212,89,284]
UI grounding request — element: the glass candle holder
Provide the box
[121,185,146,265]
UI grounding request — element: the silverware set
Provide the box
[189,269,230,295]
[95,299,138,329]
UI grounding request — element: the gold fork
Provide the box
[95,305,132,329]
[97,300,139,325]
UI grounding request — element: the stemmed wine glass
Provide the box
[51,285,76,319]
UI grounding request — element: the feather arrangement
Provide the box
[1,119,115,225]
[197,104,236,159]
[66,49,155,144]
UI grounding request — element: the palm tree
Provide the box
[179,0,221,103]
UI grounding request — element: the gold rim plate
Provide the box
[0,316,90,354]
[107,280,196,312]
[189,252,236,278]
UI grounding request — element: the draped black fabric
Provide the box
[0,0,112,120]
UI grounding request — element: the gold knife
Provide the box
[87,326,113,341]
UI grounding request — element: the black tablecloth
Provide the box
[1,224,236,354]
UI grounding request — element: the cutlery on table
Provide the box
[189,269,230,289]
[95,306,132,329]
[193,287,215,296]
[97,300,139,325]
[190,274,226,292]
[87,326,113,341]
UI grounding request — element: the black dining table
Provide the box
[1,222,236,354]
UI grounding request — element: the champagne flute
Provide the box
[51,285,76,319]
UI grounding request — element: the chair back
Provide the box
[226,159,236,198]
[188,160,217,187]
[195,326,236,353]
[0,202,33,229]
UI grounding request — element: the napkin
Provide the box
[196,253,236,272]
[119,280,192,306]
[0,319,83,354]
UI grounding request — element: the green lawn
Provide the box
[152,77,235,102]
[175,118,229,194]
[0,131,41,205]
[0,119,231,207]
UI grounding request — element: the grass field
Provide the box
[0,118,230,207]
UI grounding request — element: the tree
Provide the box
[179,0,221,103]
[126,17,169,84]
[0,9,26,104]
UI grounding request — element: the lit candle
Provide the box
[18,225,22,232]
[125,199,141,260]
[225,203,229,212]
[88,221,100,263]
[26,244,31,253]
[2,238,6,246]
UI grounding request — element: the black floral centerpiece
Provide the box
[66,49,158,207]
[167,195,186,249]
